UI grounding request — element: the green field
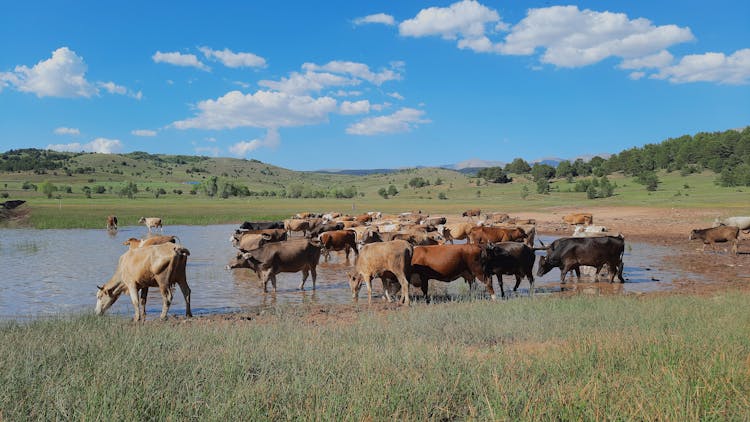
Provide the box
[2,167,748,228]
[1,291,748,420]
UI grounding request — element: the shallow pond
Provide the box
[0,226,703,319]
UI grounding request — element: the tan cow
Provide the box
[123,235,176,250]
[690,226,740,255]
[468,226,527,245]
[284,218,317,237]
[138,217,163,232]
[562,213,593,225]
[462,208,481,220]
[95,243,191,321]
[440,222,476,244]
[347,240,413,304]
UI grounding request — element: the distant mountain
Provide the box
[450,158,506,170]
[314,168,402,176]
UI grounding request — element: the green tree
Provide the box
[387,185,398,196]
[635,171,660,191]
[531,163,556,182]
[536,179,550,194]
[378,187,388,199]
[40,181,57,198]
[505,158,531,174]
[438,192,448,200]
[520,185,530,200]
[477,167,512,183]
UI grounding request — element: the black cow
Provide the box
[482,242,536,297]
[239,221,284,230]
[537,235,625,283]
[307,222,345,238]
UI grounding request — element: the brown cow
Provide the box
[232,230,286,252]
[462,208,481,220]
[138,217,163,232]
[106,215,118,230]
[440,222,476,244]
[410,244,494,300]
[689,226,739,255]
[379,230,445,246]
[347,240,413,304]
[354,213,373,224]
[96,243,191,321]
[468,226,527,245]
[123,235,176,250]
[284,218,315,237]
[562,213,593,225]
[320,230,359,261]
[227,239,322,292]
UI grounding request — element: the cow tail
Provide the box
[618,246,625,282]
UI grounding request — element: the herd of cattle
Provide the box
[95,210,749,321]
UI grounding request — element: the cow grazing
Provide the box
[482,242,536,298]
[562,213,593,225]
[320,230,359,261]
[347,240,413,304]
[410,244,494,300]
[239,221,284,231]
[307,222,345,238]
[689,226,740,255]
[713,216,750,232]
[96,243,191,321]
[106,215,118,230]
[537,236,625,283]
[468,226,527,245]
[138,217,163,233]
[123,235,176,250]
[227,239,322,292]
[462,208,481,220]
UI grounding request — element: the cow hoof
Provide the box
[490,294,497,301]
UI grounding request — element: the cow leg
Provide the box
[732,239,738,255]
[344,246,350,260]
[323,250,330,262]
[497,274,506,299]
[269,273,278,292]
[593,266,601,283]
[397,273,410,305]
[159,285,173,321]
[574,266,581,282]
[139,287,148,320]
[177,281,192,318]
[483,275,496,301]
[363,274,373,304]
[560,265,569,284]
[300,269,309,290]
[310,266,317,290]
[128,286,141,322]
[413,274,429,303]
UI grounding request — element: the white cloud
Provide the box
[387,91,404,100]
[97,81,127,95]
[198,47,267,68]
[302,61,402,85]
[331,90,363,97]
[346,107,430,135]
[259,71,356,95]
[53,127,80,135]
[152,51,210,71]
[371,102,391,111]
[229,128,280,156]
[0,47,116,98]
[131,129,157,137]
[340,100,371,115]
[194,146,221,157]
[619,50,674,70]
[629,71,646,80]
[651,49,750,85]
[354,13,396,26]
[172,90,338,130]
[47,137,122,154]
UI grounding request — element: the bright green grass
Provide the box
[2,170,748,228]
[1,292,749,420]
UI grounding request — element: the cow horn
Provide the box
[537,239,546,248]
[97,285,103,290]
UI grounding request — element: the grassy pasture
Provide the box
[1,292,748,420]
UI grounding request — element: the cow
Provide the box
[226,239,322,292]
[106,215,118,230]
[232,230,287,252]
[482,242,536,298]
[347,240,413,304]
[354,214,373,224]
[537,235,625,283]
[123,235,176,250]
[562,213,593,225]
[284,218,315,237]
[307,222,345,238]
[366,211,382,220]
[468,226,527,245]
[95,243,191,321]
[440,222,475,244]
[379,230,445,246]
[376,223,402,233]
[462,208,481,220]
[138,217,163,233]
[339,221,361,229]
[238,221,284,231]
[421,216,447,227]
[573,225,608,236]
[410,244,494,300]
[713,216,750,232]
[320,230,359,261]
[689,226,740,255]
[483,213,510,224]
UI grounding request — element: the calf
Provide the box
[347,240,413,304]
[320,230,358,261]
[689,226,739,255]
[227,239,322,292]
[482,242,536,297]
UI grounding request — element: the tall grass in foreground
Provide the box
[1,293,749,420]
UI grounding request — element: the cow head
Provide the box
[347,271,363,297]
[536,254,554,277]
[95,284,120,316]
[226,252,258,270]
[689,229,699,241]
[138,217,146,224]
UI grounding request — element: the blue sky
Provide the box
[1,0,748,170]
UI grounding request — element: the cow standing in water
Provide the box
[106,215,118,230]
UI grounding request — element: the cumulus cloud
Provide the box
[131,129,157,137]
[172,90,338,130]
[629,71,646,80]
[152,51,210,71]
[259,71,356,95]
[53,127,80,135]
[302,61,402,85]
[47,137,122,154]
[331,90,363,97]
[194,145,221,157]
[651,49,750,85]
[199,47,267,68]
[346,107,430,135]
[229,128,280,156]
[340,100,371,115]
[353,13,396,26]
[399,0,502,44]
[619,50,674,70]
[387,91,404,100]
[0,47,136,98]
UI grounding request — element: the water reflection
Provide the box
[0,226,704,319]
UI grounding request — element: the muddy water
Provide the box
[0,226,704,319]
